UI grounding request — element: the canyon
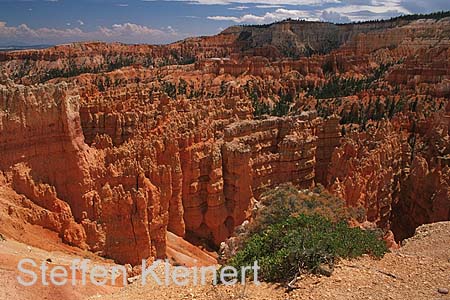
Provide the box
[0,14,449,273]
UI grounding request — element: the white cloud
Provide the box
[228,6,250,11]
[207,0,413,24]
[255,5,285,8]
[322,2,411,21]
[166,0,339,5]
[320,11,351,23]
[208,8,319,24]
[166,25,176,34]
[324,4,410,15]
[0,21,179,45]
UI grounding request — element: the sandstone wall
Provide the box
[327,124,404,233]
[316,116,341,185]
[328,113,450,241]
[0,79,339,265]
[0,82,95,218]
[1,15,448,265]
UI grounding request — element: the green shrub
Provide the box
[162,81,177,99]
[227,214,387,282]
[222,184,387,283]
[248,183,353,235]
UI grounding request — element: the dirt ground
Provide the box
[89,222,450,300]
[1,222,449,300]
[0,235,122,300]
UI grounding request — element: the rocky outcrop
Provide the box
[1,14,449,266]
[178,113,327,245]
[0,82,95,219]
[224,113,319,196]
[0,82,172,265]
[387,45,450,96]
[0,77,340,264]
[392,156,450,240]
[222,19,410,59]
[181,140,229,245]
[391,110,450,240]
[327,123,404,233]
[316,116,341,185]
[9,164,89,249]
[2,17,449,85]
[328,111,450,241]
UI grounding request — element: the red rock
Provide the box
[1,16,449,266]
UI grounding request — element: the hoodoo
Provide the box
[0,8,449,300]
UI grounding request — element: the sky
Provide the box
[0,0,449,46]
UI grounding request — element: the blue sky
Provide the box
[0,0,449,46]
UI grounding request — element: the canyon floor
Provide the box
[83,222,450,300]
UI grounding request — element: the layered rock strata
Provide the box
[0,81,340,265]
[1,15,449,265]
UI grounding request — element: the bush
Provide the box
[248,183,353,235]
[221,184,387,283]
[227,214,387,282]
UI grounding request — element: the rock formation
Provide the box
[0,14,449,265]
[327,122,405,234]
[0,74,342,264]
[328,111,450,241]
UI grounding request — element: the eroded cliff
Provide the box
[0,15,449,265]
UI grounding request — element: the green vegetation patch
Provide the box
[228,214,386,282]
[222,184,387,283]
